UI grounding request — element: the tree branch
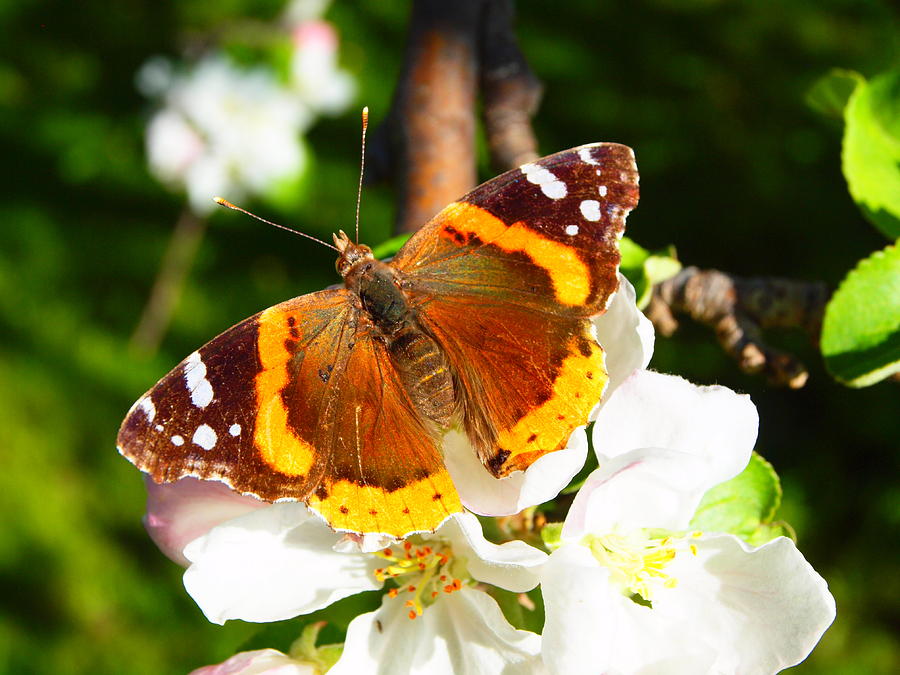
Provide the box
[479,0,542,171]
[647,267,830,388]
[130,209,207,356]
[379,0,482,235]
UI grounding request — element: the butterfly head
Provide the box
[333,229,374,277]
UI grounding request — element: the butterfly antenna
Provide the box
[355,106,368,244]
[213,198,339,252]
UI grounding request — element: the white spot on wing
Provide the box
[171,435,184,446]
[578,147,599,165]
[192,424,217,451]
[565,224,580,236]
[580,200,602,222]
[138,397,156,422]
[155,424,164,432]
[520,162,567,200]
[229,423,241,437]
[185,351,214,408]
[598,185,608,197]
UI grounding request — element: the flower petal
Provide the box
[183,503,381,624]
[541,545,726,675]
[593,369,757,488]
[656,534,836,673]
[562,448,713,538]
[189,648,315,675]
[143,476,267,567]
[443,428,588,517]
[539,544,617,675]
[592,274,655,401]
[330,587,543,675]
[435,513,547,593]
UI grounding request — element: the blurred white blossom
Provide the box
[290,20,355,113]
[140,54,311,214]
[138,5,353,214]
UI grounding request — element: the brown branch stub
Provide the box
[479,0,543,171]
[130,209,207,356]
[650,267,830,388]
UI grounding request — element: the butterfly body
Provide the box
[119,142,639,538]
[335,231,457,428]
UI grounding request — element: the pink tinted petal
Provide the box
[292,20,338,50]
[330,587,542,675]
[562,448,712,539]
[443,428,588,517]
[658,535,836,673]
[592,274,654,403]
[143,476,267,567]
[435,513,546,593]
[190,648,314,675]
[593,370,757,488]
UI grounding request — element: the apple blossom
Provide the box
[179,504,546,674]
[539,371,836,674]
[189,649,315,675]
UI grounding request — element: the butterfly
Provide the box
[118,142,639,539]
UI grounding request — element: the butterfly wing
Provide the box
[117,289,461,537]
[391,142,639,476]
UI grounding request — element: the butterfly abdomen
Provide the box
[345,255,456,429]
[387,326,455,428]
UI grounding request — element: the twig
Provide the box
[479,0,542,171]
[130,209,207,355]
[647,267,830,388]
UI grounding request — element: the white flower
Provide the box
[290,20,355,115]
[189,648,315,675]
[539,371,836,675]
[444,274,653,518]
[330,587,543,675]
[177,502,545,674]
[140,54,311,214]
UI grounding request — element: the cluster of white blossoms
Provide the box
[146,277,835,674]
[137,3,354,215]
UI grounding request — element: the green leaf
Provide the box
[485,586,545,634]
[806,68,864,118]
[821,241,900,387]
[540,521,564,551]
[619,237,681,309]
[371,233,412,259]
[842,68,900,239]
[689,452,787,545]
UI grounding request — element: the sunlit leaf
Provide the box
[821,241,900,387]
[842,68,900,239]
[807,68,864,118]
[619,237,680,308]
[690,452,787,546]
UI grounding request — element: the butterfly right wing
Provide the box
[390,143,639,477]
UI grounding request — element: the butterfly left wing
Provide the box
[391,142,639,476]
[118,289,461,538]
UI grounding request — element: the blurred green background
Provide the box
[1,1,898,673]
